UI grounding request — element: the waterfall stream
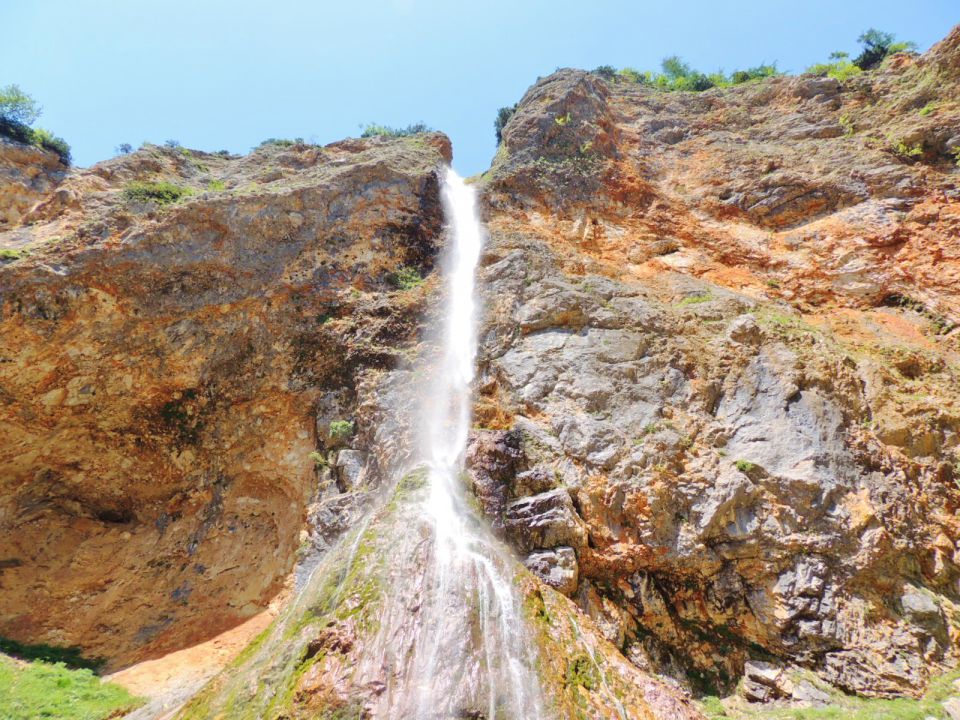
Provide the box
[364,168,546,719]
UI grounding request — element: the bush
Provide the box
[257,138,308,148]
[591,65,617,81]
[32,128,71,165]
[115,143,133,155]
[806,52,863,81]
[730,63,780,84]
[163,139,181,149]
[594,56,781,93]
[123,181,192,206]
[735,459,757,473]
[0,86,71,165]
[0,84,41,126]
[494,104,517,144]
[389,265,424,290]
[854,28,917,70]
[328,420,354,442]
[360,122,432,138]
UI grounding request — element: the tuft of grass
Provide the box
[123,181,193,206]
[679,292,714,306]
[0,654,142,720]
[206,179,226,192]
[0,248,25,261]
[734,459,757,473]
[389,265,424,291]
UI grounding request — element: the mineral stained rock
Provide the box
[467,24,960,698]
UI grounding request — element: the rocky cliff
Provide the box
[470,24,960,701]
[1,22,960,720]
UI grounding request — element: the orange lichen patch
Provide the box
[579,542,662,582]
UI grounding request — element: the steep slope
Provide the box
[471,25,960,700]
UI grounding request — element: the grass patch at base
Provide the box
[0,654,142,720]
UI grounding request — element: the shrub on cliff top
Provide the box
[494,104,518,144]
[360,122,432,138]
[0,84,71,165]
[123,181,193,206]
[590,57,781,92]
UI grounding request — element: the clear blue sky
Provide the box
[2,0,957,175]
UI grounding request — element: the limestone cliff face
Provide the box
[0,134,450,667]
[469,25,960,698]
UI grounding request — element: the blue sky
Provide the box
[2,0,957,175]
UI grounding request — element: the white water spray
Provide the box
[364,168,546,719]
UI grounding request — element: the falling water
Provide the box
[363,168,547,719]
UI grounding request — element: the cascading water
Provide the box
[173,168,551,720]
[363,168,547,719]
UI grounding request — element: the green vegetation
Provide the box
[838,114,854,137]
[700,674,957,720]
[257,137,310,148]
[207,179,227,191]
[0,248,25,261]
[807,29,917,80]
[0,84,71,165]
[494,104,518,144]
[328,420,354,442]
[591,57,781,93]
[678,292,714,305]
[919,102,939,117]
[0,654,141,720]
[123,181,193,206]
[564,655,599,691]
[853,28,917,70]
[891,138,923,159]
[308,451,328,468]
[806,52,863,82]
[388,265,424,290]
[360,122,432,138]
[735,460,757,473]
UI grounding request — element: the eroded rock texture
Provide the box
[0,133,450,667]
[468,26,960,698]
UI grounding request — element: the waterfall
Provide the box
[368,168,546,719]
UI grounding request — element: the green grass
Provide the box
[389,265,424,290]
[206,179,227,191]
[123,181,193,206]
[735,460,757,473]
[678,292,714,305]
[0,248,25,260]
[0,655,141,720]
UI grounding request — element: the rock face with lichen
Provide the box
[467,24,960,701]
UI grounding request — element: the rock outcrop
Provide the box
[0,134,450,667]
[469,24,960,699]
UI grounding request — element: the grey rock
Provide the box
[524,546,579,595]
[504,488,587,552]
[334,449,367,491]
